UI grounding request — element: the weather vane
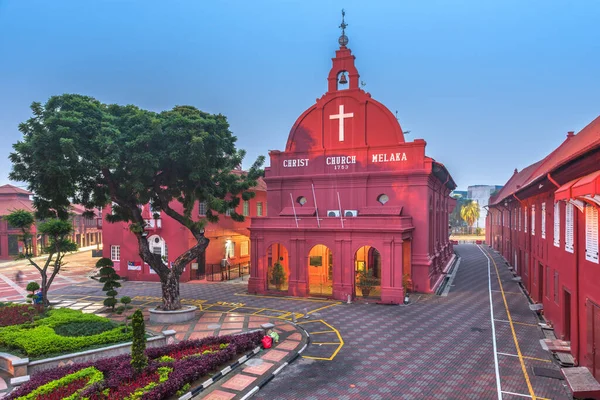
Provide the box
[338,9,349,47]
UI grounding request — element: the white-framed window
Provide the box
[199,201,207,216]
[553,202,560,247]
[565,203,574,253]
[110,245,120,261]
[257,202,263,217]
[585,204,599,264]
[541,202,546,239]
[240,241,249,257]
[531,204,536,236]
[225,208,234,217]
[243,200,249,217]
[503,211,505,227]
[524,207,528,233]
[518,208,522,231]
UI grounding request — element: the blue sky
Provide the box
[1,0,599,191]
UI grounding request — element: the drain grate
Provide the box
[532,367,564,380]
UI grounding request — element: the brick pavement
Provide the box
[2,245,574,399]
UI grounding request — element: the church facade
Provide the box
[248,24,456,304]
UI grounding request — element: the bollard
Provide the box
[347,294,351,304]
[303,308,309,319]
[292,313,297,323]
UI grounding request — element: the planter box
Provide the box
[149,306,198,324]
[5,330,176,380]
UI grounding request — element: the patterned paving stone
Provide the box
[274,340,300,351]
[220,373,256,391]
[262,349,289,362]
[202,389,236,400]
[243,360,275,375]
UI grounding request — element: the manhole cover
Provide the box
[532,367,564,380]
[245,358,263,367]
[207,324,221,329]
[470,327,484,333]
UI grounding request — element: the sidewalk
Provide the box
[0,247,99,269]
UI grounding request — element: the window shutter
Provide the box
[525,207,528,233]
[541,202,546,239]
[531,205,536,236]
[518,208,521,231]
[565,203,574,253]
[553,202,560,247]
[585,204,599,263]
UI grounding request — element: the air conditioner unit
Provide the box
[327,210,340,217]
[344,210,358,217]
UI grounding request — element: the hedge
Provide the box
[0,308,131,357]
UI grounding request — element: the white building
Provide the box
[467,185,503,230]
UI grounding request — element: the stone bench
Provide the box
[562,367,600,400]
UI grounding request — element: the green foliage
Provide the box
[14,366,103,400]
[176,383,191,397]
[130,309,148,373]
[120,296,132,305]
[0,308,131,357]
[269,262,286,288]
[9,94,265,310]
[95,257,114,268]
[53,320,118,337]
[26,281,40,292]
[4,209,35,229]
[460,200,481,231]
[98,264,121,311]
[357,268,378,289]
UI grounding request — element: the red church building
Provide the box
[487,116,600,379]
[248,19,457,304]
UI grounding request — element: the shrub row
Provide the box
[8,331,264,400]
[0,303,45,327]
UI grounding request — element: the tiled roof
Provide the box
[0,184,32,195]
[0,199,34,216]
[491,115,600,205]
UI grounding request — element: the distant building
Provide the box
[467,185,503,229]
[0,184,37,260]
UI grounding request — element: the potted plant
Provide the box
[270,262,286,290]
[402,274,412,304]
[357,268,378,298]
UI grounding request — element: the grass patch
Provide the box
[54,321,119,337]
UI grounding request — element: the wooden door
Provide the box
[563,290,571,341]
[586,300,600,378]
[538,262,544,302]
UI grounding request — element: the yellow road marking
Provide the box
[483,246,537,400]
[234,293,339,303]
[494,319,539,327]
[306,303,339,315]
[497,352,551,363]
[309,330,336,334]
[252,308,266,315]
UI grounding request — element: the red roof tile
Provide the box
[0,199,34,216]
[490,160,544,205]
[0,184,32,195]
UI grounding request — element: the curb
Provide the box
[239,323,311,400]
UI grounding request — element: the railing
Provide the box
[205,263,250,282]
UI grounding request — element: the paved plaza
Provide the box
[0,245,574,399]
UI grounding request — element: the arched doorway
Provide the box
[147,235,168,275]
[308,244,333,296]
[266,243,289,292]
[354,245,381,298]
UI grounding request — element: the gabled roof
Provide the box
[0,184,32,195]
[490,160,544,206]
[0,199,34,216]
[527,116,600,185]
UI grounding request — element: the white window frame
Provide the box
[585,204,599,264]
[110,245,120,261]
[531,204,536,236]
[524,207,528,233]
[541,202,546,239]
[243,200,249,217]
[565,203,574,253]
[257,202,263,217]
[199,201,207,216]
[553,202,560,247]
[518,208,522,231]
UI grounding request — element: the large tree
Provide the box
[4,210,77,306]
[10,94,264,310]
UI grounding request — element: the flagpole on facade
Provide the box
[311,183,321,228]
[290,193,299,228]
[337,192,344,228]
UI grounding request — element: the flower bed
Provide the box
[0,303,45,327]
[0,308,131,358]
[7,331,264,400]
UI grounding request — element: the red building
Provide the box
[487,116,600,379]
[0,184,37,260]
[101,175,267,282]
[70,204,103,250]
[248,27,456,304]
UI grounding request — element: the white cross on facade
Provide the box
[329,104,354,142]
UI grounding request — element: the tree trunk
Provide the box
[160,272,181,311]
[41,273,49,307]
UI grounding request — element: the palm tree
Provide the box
[460,201,480,234]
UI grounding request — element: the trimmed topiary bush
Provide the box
[130,309,147,374]
[26,281,40,303]
[96,258,121,311]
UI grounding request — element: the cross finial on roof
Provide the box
[338,9,349,47]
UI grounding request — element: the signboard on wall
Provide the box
[127,261,141,271]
